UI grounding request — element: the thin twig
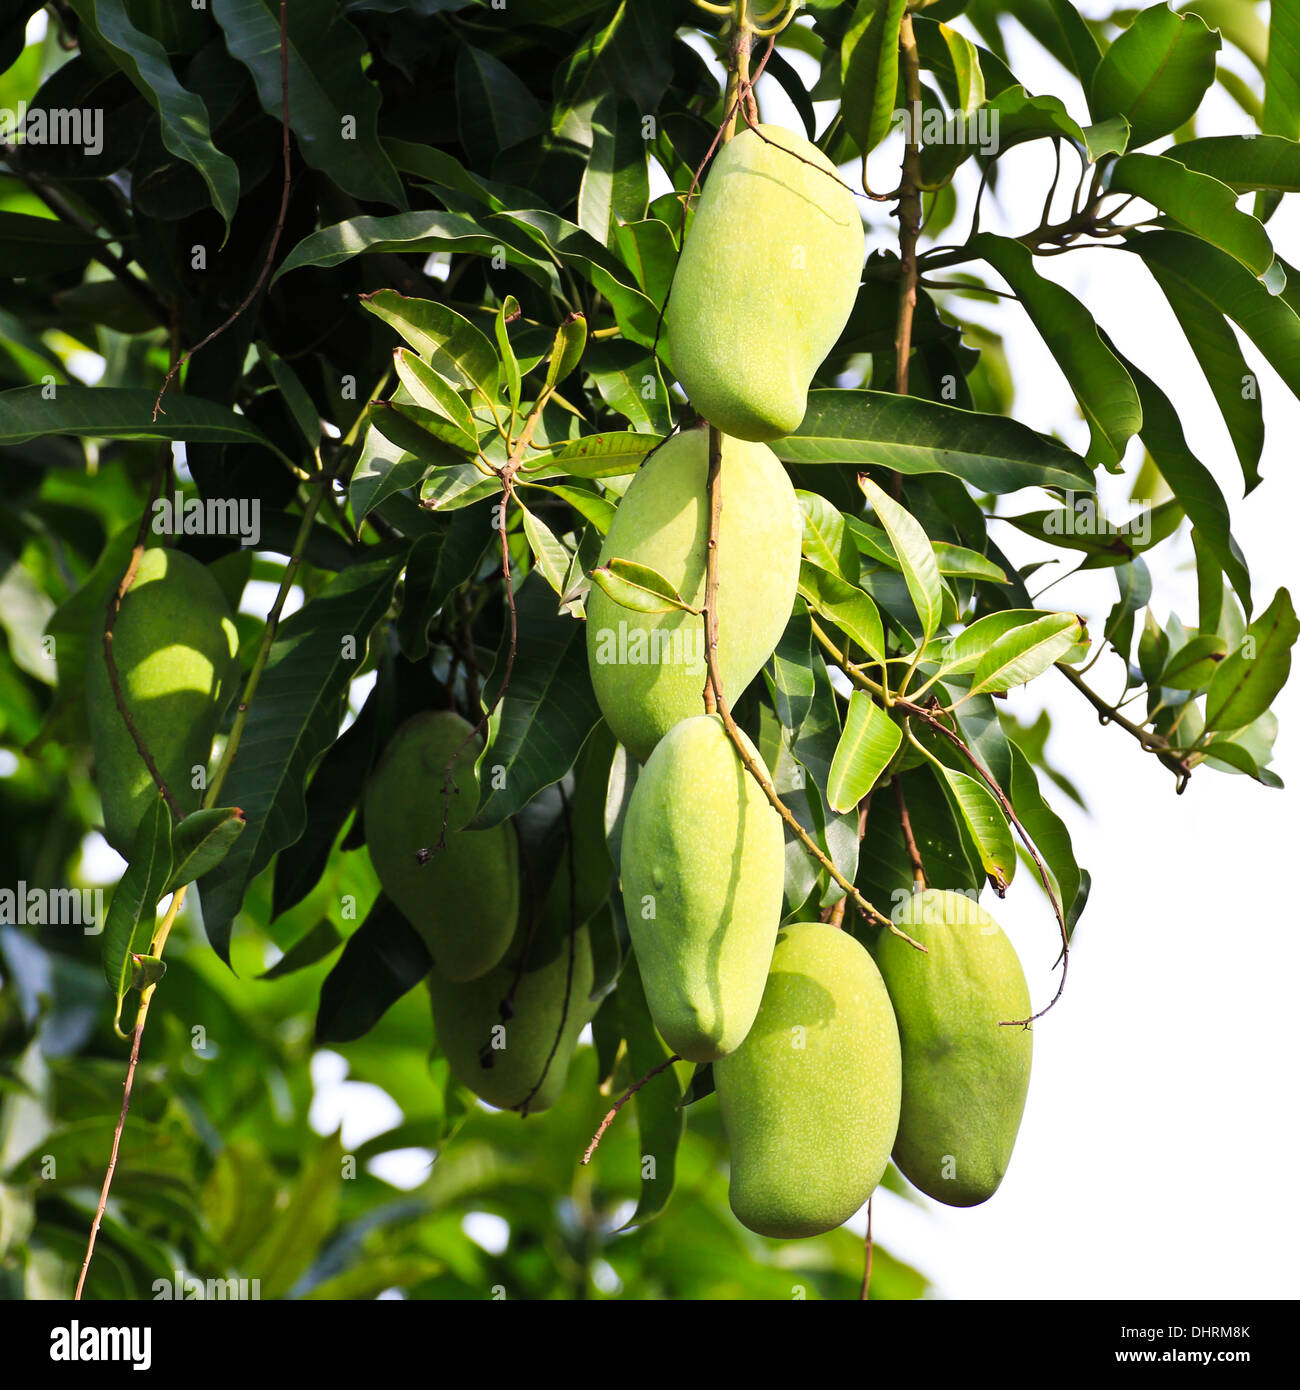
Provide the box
[581,1055,681,1165]
[893,775,926,889]
[1056,661,1192,788]
[859,1194,874,1301]
[891,14,925,429]
[153,0,292,419]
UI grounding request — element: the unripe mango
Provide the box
[665,124,865,441]
[715,923,902,1239]
[365,711,518,981]
[620,714,783,1062]
[427,909,594,1112]
[871,889,1032,1207]
[86,546,240,855]
[585,428,800,763]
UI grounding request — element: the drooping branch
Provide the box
[581,1054,682,1166]
[893,775,926,889]
[1056,661,1193,790]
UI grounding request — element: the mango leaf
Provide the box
[0,211,101,275]
[496,297,523,413]
[68,0,239,233]
[936,765,1016,891]
[858,476,943,642]
[470,574,602,828]
[197,550,407,963]
[1124,231,1300,404]
[1005,0,1101,86]
[392,349,479,443]
[972,234,1141,470]
[616,959,685,1228]
[840,0,908,155]
[244,1131,346,1300]
[0,386,278,452]
[592,558,696,615]
[1164,134,1300,193]
[941,22,985,114]
[360,291,500,403]
[314,897,430,1044]
[798,491,855,576]
[969,612,1084,697]
[273,210,554,288]
[534,483,617,534]
[213,0,404,207]
[776,391,1093,493]
[1204,589,1299,732]
[936,609,1064,677]
[163,808,246,895]
[102,793,174,1020]
[542,313,588,395]
[456,40,545,168]
[1007,740,1083,930]
[578,95,649,245]
[519,502,571,598]
[826,692,901,815]
[1160,633,1228,691]
[1089,4,1220,149]
[584,340,673,434]
[525,432,657,478]
[797,561,886,665]
[1106,154,1275,279]
[764,602,816,737]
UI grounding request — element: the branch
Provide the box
[859,1194,874,1301]
[1056,661,1193,790]
[892,14,924,411]
[892,775,926,889]
[581,1054,681,1165]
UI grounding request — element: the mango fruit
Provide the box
[585,428,800,762]
[365,711,518,981]
[428,908,594,1113]
[86,546,240,855]
[871,889,1032,1207]
[715,923,902,1239]
[620,714,783,1062]
[665,124,865,441]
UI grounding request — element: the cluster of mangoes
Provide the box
[585,123,1035,1236]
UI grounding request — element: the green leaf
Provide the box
[68,0,239,233]
[543,314,588,396]
[826,693,901,815]
[0,386,277,452]
[244,1131,345,1300]
[1165,134,1300,193]
[1107,154,1275,279]
[615,958,685,1227]
[455,41,545,168]
[936,609,1068,677]
[971,233,1141,469]
[370,401,477,467]
[533,483,617,535]
[1125,230,1300,406]
[525,432,657,479]
[470,574,602,829]
[273,210,554,288]
[1160,633,1228,690]
[496,297,523,413]
[314,898,430,1044]
[578,95,649,245]
[592,558,696,615]
[1007,740,1083,930]
[936,765,1016,890]
[776,391,1093,493]
[931,543,1007,583]
[1005,0,1102,86]
[256,343,321,448]
[584,340,672,434]
[1263,0,1300,147]
[213,0,404,207]
[392,349,482,446]
[940,22,985,115]
[1112,347,1252,610]
[163,807,246,895]
[858,476,943,642]
[0,211,101,275]
[197,551,406,962]
[919,87,1092,187]
[101,794,173,1021]
[1089,3,1221,149]
[1204,588,1299,732]
[969,611,1084,696]
[360,290,500,403]
[797,560,886,665]
[840,0,908,156]
[519,502,571,598]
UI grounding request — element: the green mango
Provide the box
[715,923,901,1239]
[85,546,240,855]
[620,714,783,1062]
[585,427,800,762]
[364,711,518,981]
[428,908,595,1113]
[871,889,1033,1207]
[665,123,865,441]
